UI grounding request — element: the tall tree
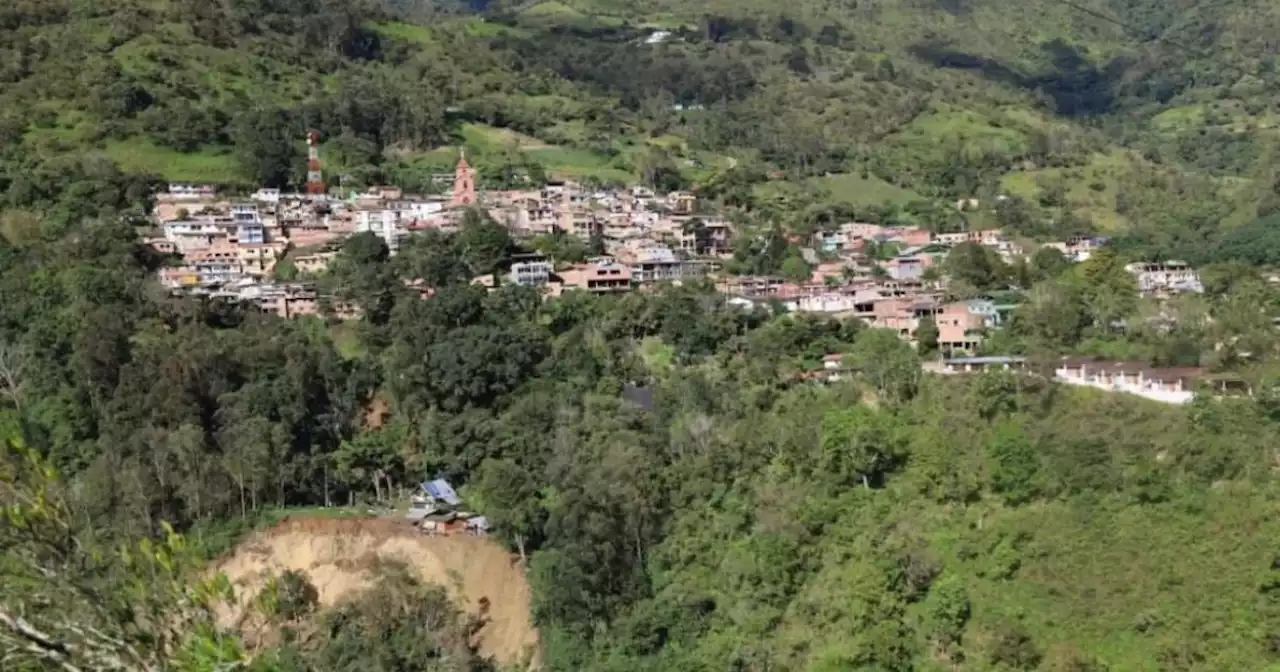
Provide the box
[230,106,302,189]
[850,328,921,403]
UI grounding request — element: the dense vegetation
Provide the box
[12,0,1280,670]
[7,212,1280,669]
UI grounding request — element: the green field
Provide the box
[460,123,550,151]
[755,172,924,210]
[816,172,924,207]
[1000,152,1133,232]
[102,140,243,183]
[528,147,634,183]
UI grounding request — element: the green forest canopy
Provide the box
[5,216,1280,669]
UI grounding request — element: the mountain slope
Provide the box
[5,0,1280,253]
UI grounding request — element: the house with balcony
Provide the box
[509,253,553,287]
[784,293,859,313]
[1126,261,1204,296]
[934,305,987,353]
[558,258,633,294]
[240,283,321,319]
[163,218,228,253]
[231,204,266,245]
[186,247,243,285]
[355,208,408,251]
[626,246,708,285]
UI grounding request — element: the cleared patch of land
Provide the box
[214,515,539,667]
[102,139,243,183]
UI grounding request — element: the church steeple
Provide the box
[449,149,476,208]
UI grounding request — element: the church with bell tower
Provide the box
[448,150,476,208]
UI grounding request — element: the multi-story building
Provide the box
[163,217,233,253]
[186,247,242,285]
[666,191,697,214]
[626,246,708,285]
[559,258,633,293]
[240,283,321,319]
[355,208,407,251]
[163,184,217,201]
[1126,261,1203,295]
[231,203,265,245]
[237,244,282,277]
[672,217,733,255]
[509,253,553,287]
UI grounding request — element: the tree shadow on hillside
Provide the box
[909,38,1130,116]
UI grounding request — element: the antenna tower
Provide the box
[306,131,325,196]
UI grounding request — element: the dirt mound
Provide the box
[214,516,539,667]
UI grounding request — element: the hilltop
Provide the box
[7,0,1280,259]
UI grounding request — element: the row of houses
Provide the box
[471,249,714,295]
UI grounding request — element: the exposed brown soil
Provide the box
[363,395,390,429]
[213,516,539,667]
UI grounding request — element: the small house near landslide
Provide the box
[421,479,462,507]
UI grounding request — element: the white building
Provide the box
[165,184,217,200]
[163,219,226,253]
[510,254,553,287]
[231,203,265,245]
[1125,261,1204,295]
[784,294,859,314]
[251,189,282,204]
[355,209,408,251]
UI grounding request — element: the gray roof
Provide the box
[622,384,655,411]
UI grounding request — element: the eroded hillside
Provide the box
[214,516,539,667]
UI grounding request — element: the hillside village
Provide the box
[147,153,1208,366]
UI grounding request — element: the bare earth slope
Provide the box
[214,516,539,667]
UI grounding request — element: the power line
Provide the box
[1037,0,1259,80]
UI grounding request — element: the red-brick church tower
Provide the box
[449,150,476,208]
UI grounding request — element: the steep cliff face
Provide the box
[214,515,540,667]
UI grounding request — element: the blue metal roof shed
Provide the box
[421,479,461,506]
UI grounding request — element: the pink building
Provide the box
[287,228,343,248]
[448,153,477,208]
[896,227,933,246]
[559,260,633,294]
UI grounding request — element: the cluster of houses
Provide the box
[717,222,1029,352]
[147,155,730,314]
[147,154,1205,354]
